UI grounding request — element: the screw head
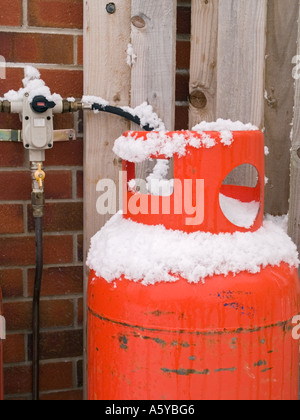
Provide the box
[106,2,116,14]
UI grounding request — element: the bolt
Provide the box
[106,2,116,14]
[25,116,29,120]
[48,144,52,148]
[47,116,51,120]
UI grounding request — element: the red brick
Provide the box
[3,334,25,363]
[4,361,73,394]
[3,301,31,331]
[175,105,189,131]
[77,35,83,65]
[28,329,83,360]
[4,365,31,395]
[0,142,25,168]
[4,299,74,330]
[28,202,83,232]
[0,0,23,26]
[28,0,83,29]
[40,362,73,391]
[0,269,23,298]
[77,297,83,326]
[0,204,24,234]
[177,40,191,69]
[176,72,190,102]
[45,170,73,199]
[77,170,83,199]
[41,299,74,328]
[53,113,75,131]
[0,33,74,65]
[77,234,83,262]
[177,6,191,35]
[0,171,32,201]
[46,138,83,167]
[0,235,73,266]
[27,266,83,296]
[40,389,83,400]
[41,69,83,98]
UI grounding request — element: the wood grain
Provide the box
[189,0,219,128]
[264,0,298,215]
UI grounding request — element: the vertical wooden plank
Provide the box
[264,0,298,216]
[130,0,177,130]
[189,0,219,128]
[288,3,300,254]
[83,0,131,398]
[216,0,267,129]
[130,0,176,181]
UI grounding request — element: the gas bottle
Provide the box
[87,130,300,400]
[0,287,4,400]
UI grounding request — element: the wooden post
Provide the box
[83,0,131,398]
[216,0,267,129]
[288,3,300,255]
[264,0,298,216]
[130,0,177,180]
[130,0,176,130]
[189,0,219,128]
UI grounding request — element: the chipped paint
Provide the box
[88,307,296,336]
[161,368,210,376]
[254,360,267,367]
[119,335,128,350]
[215,367,237,373]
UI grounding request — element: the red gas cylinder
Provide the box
[87,130,300,400]
[0,288,4,400]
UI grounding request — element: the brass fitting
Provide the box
[34,163,46,189]
[62,99,84,113]
[0,100,11,113]
[31,191,45,218]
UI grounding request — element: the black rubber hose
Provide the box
[91,103,153,131]
[32,216,43,401]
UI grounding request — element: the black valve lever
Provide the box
[31,96,56,114]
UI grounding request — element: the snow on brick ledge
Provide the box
[87,213,299,286]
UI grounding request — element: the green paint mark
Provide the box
[215,367,237,373]
[261,367,273,373]
[119,335,128,350]
[161,368,210,376]
[254,360,267,367]
[189,356,196,361]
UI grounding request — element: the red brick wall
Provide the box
[0,0,191,400]
[0,0,84,400]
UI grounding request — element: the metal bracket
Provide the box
[0,128,76,143]
[0,315,5,340]
[0,129,22,142]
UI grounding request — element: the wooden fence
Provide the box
[83,0,300,394]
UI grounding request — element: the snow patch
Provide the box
[87,212,299,286]
[126,43,137,67]
[192,119,258,132]
[114,131,217,163]
[4,65,62,103]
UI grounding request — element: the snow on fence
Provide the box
[83,0,300,392]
